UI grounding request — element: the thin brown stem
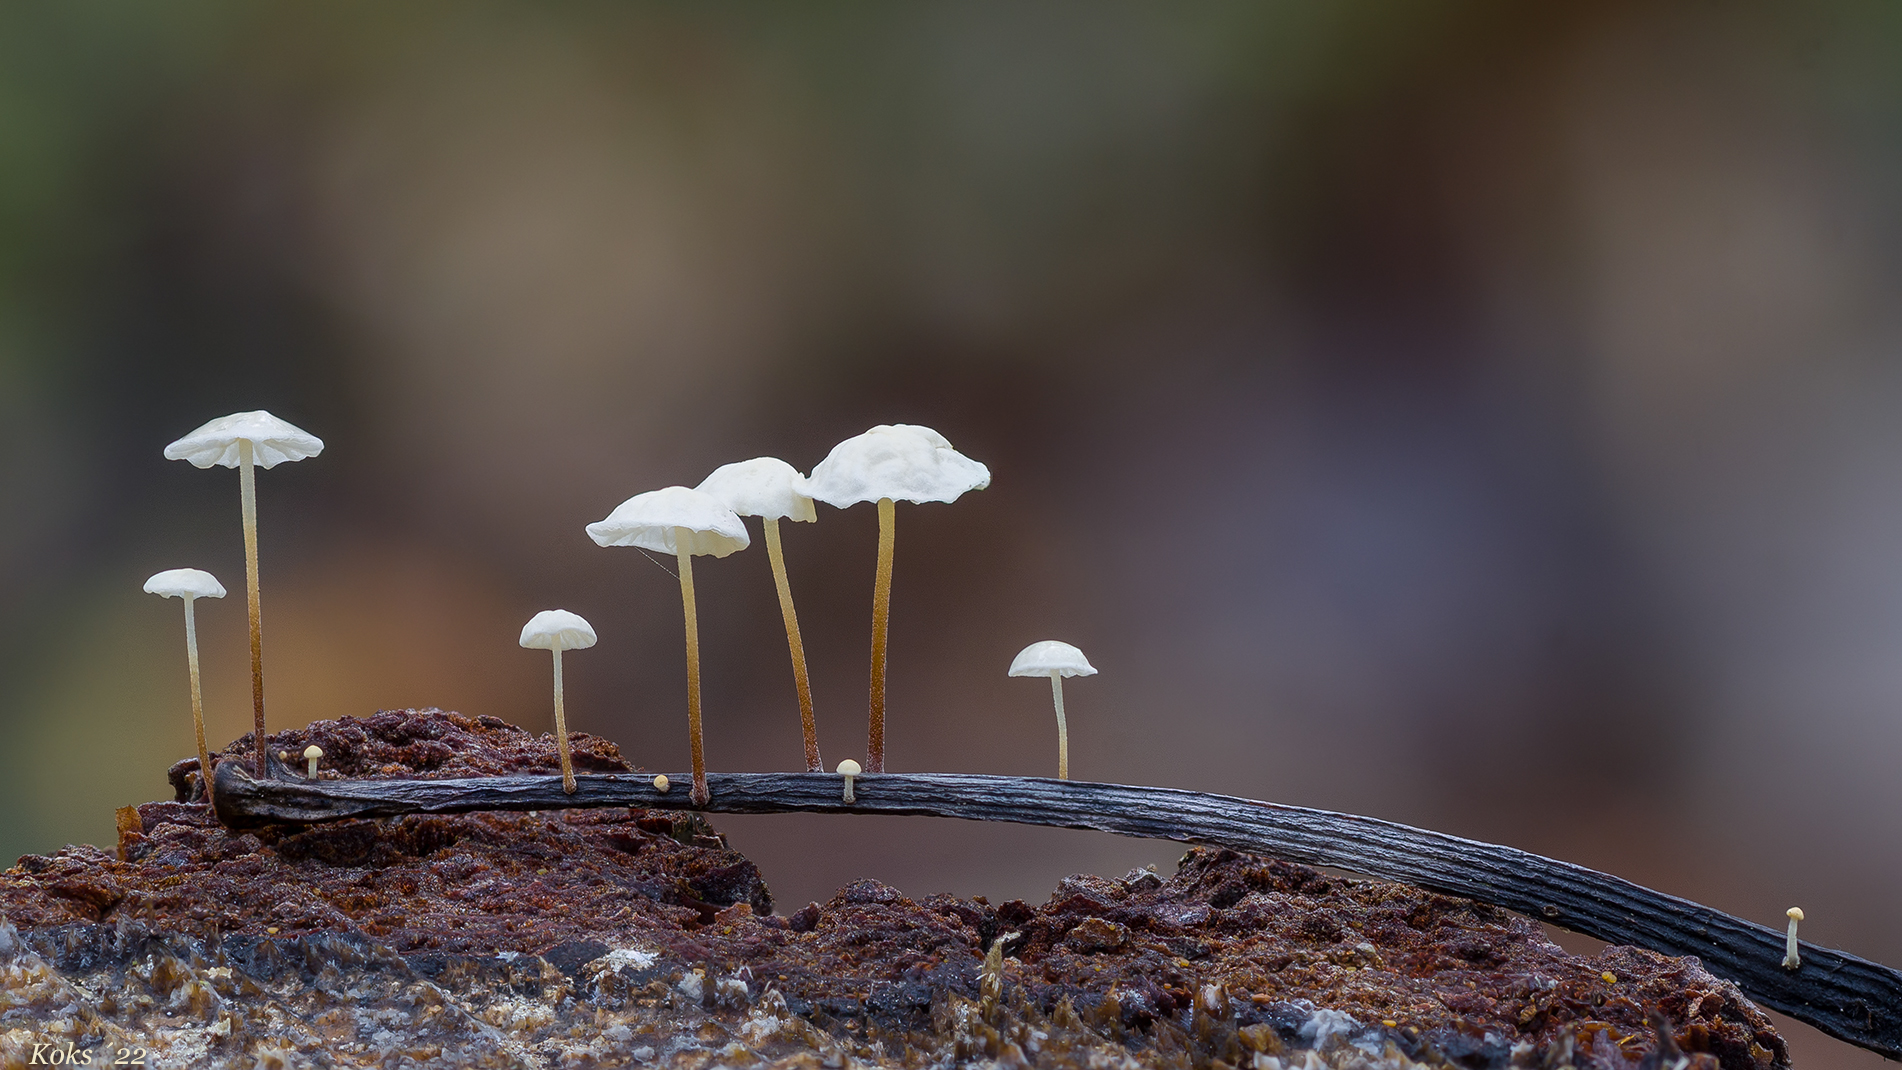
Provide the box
[764,517,821,771]
[239,440,266,777]
[551,647,575,793]
[679,541,708,805]
[183,597,212,804]
[868,497,895,773]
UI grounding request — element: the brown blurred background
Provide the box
[3,3,1899,1065]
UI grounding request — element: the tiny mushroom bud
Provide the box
[1008,640,1098,780]
[304,744,324,778]
[519,609,599,794]
[653,774,671,794]
[836,759,861,804]
[164,410,323,778]
[144,568,226,803]
[1783,907,1805,970]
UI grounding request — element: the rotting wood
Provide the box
[215,762,1902,1059]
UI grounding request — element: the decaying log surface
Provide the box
[215,762,1902,1060]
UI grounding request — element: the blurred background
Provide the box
[3,2,1900,1064]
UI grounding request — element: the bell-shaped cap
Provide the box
[805,424,990,508]
[1009,640,1097,678]
[587,486,750,557]
[164,410,325,469]
[520,609,598,651]
[695,457,816,523]
[144,568,227,600]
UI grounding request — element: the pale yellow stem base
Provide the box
[1050,672,1068,780]
[552,647,575,793]
[183,596,212,804]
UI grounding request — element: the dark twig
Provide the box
[214,763,1902,1059]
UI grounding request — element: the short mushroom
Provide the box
[303,744,324,779]
[836,758,861,804]
[1783,907,1804,969]
[1008,640,1098,780]
[653,774,671,794]
[143,568,227,803]
[696,457,823,771]
[518,609,599,794]
[805,425,989,772]
[587,486,749,806]
[164,410,323,776]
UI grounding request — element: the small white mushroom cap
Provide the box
[586,486,750,557]
[519,609,599,651]
[144,568,228,600]
[1009,641,1097,678]
[695,458,817,523]
[836,759,861,776]
[163,410,325,469]
[303,744,324,760]
[805,424,991,507]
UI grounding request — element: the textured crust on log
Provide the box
[213,758,1902,1060]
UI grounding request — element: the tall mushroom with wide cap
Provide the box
[805,424,990,772]
[695,457,824,771]
[587,486,749,805]
[144,568,227,802]
[519,609,598,794]
[164,410,323,777]
[1008,640,1097,780]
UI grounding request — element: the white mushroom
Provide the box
[164,410,323,776]
[696,458,823,772]
[836,759,861,804]
[1008,641,1098,780]
[653,774,671,794]
[144,568,227,802]
[588,486,749,806]
[519,609,599,794]
[303,744,324,779]
[805,425,989,772]
[1783,907,1804,969]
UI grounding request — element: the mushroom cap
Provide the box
[519,609,598,651]
[1788,907,1805,921]
[695,457,816,523]
[804,424,991,508]
[836,759,862,775]
[164,410,325,469]
[303,745,324,759]
[1009,640,1098,678]
[586,486,750,557]
[143,568,227,600]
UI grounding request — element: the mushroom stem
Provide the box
[867,496,895,773]
[238,439,267,778]
[1050,671,1068,780]
[551,647,576,793]
[181,596,213,804]
[764,517,821,772]
[678,540,709,806]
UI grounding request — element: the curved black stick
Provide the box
[214,763,1902,1059]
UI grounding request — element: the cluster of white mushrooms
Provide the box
[140,412,1830,980]
[143,413,1100,807]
